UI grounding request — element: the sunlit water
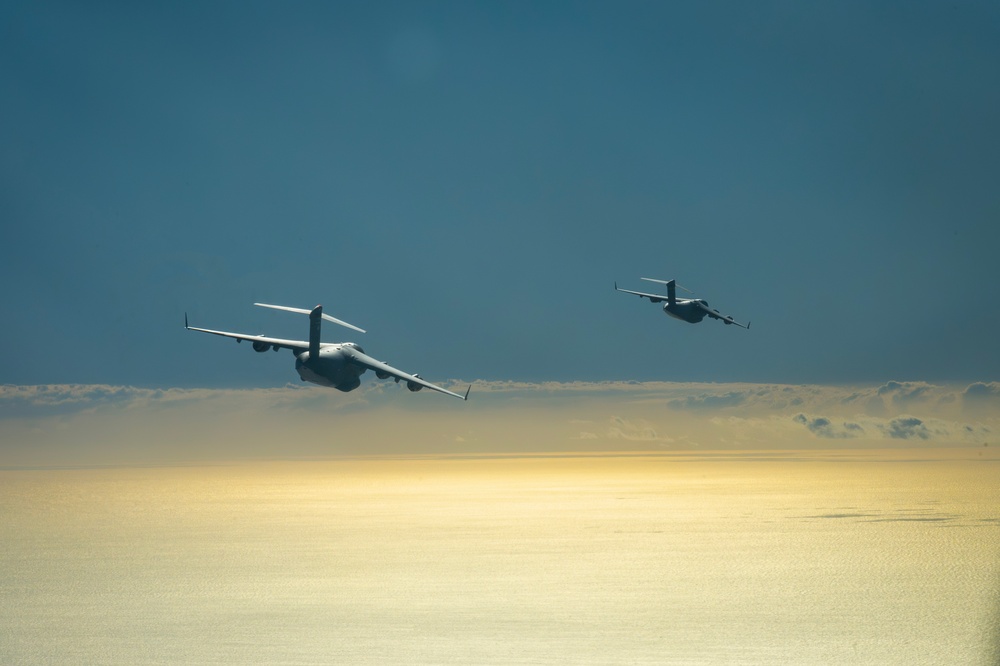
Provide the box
[2,450,998,665]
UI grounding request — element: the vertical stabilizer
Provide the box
[309,305,323,360]
[666,280,677,306]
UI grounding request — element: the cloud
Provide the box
[605,416,674,444]
[6,380,995,420]
[877,381,935,402]
[1,381,997,467]
[667,391,747,410]
[793,414,865,439]
[883,416,931,440]
[569,416,676,445]
[793,411,989,444]
[0,383,372,418]
[963,382,1000,401]
[0,384,145,414]
[877,381,907,396]
[959,382,1000,419]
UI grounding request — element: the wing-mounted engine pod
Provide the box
[252,340,271,352]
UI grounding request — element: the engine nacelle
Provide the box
[375,370,391,379]
[252,340,271,352]
[406,380,423,392]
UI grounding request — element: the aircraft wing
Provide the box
[694,302,750,329]
[185,318,309,352]
[343,347,470,401]
[614,283,667,303]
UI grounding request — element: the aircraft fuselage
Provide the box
[294,343,367,391]
[664,300,708,324]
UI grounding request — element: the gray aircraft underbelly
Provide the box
[664,302,705,324]
[295,349,365,391]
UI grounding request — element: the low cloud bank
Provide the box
[0,380,996,466]
[4,379,997,418]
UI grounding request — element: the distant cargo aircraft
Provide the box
[615,278,750,329]
[186,303,470,400]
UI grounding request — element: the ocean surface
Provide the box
[2,449,998,665]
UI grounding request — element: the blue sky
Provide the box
[3,1,999,389]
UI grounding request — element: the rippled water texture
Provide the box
[2,449,998,664]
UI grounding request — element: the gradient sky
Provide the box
[5,10,998,664]
[3,1,999,389]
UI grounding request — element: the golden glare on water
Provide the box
[1,449,998,665]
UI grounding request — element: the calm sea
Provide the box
[2,450,998,665]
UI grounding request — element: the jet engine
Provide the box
[375,370,391,379]
[252,340,271,352]
[406,380,423,392]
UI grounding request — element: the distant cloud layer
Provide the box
[0,380,996,467]
[964,382,1000,400]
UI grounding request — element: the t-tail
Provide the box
[253,302,367,360]
[639,278,679,305]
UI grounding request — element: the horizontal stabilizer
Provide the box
[254,302,366,333]
[641,278,693,294]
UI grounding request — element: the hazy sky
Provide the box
[2,379,996,466]
[3,1,999,389]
